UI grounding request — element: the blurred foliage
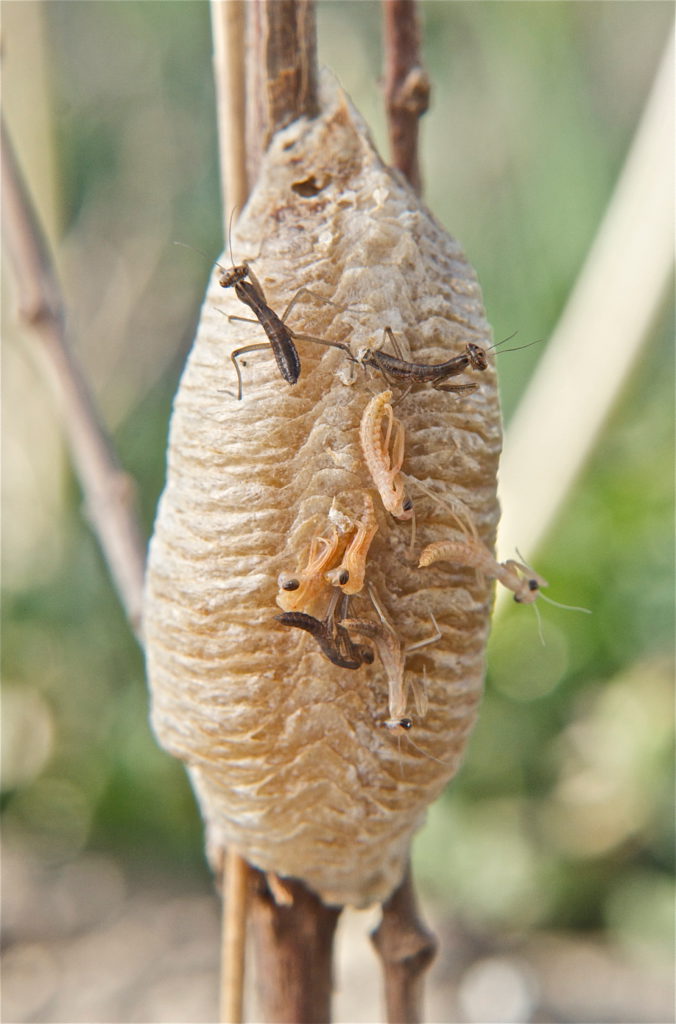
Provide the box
[2,0,673,978]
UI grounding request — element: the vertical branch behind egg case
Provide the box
[143,2,501,1022]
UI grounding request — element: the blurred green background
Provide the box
[2,2,673,1022]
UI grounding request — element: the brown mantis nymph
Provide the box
[218,257,350,400]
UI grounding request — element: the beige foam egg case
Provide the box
[143,74,502,907]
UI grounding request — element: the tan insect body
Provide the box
[324,492,378,595]
[419,538,548,604]
[340,617,407,725]
[342,592,440,732]
[359,391,413,520]
[277,529,347,612]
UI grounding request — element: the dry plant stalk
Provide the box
[144,74,501,908]
[1,117,146,636]
[383,0,430,194]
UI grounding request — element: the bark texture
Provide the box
[144,74,501,907]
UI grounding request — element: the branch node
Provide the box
[394,67,430,117]
[370,866,437,1024]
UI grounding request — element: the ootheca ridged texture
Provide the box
[144,77,502,906]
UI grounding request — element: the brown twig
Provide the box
[370,864,438,1024]
[249,870,341,1023]
[220,850,251,1024]
[245,0,319,185]
[382,0,430,194]
[1,116,147,638]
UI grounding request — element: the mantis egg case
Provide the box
[144,75,501,907]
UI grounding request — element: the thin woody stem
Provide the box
[1,116,146,638]
[382,0,430,194]
[370,864,438,1024]
[211,0,249,223]
[246,0,319,184]
[220,850,251,1024]
[249,870,341,1024]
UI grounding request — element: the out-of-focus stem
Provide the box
[211,0,248,223]
[1,116,147,638]
[496,31,674,599]
[220,850,250,1024]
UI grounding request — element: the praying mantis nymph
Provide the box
[359,391,414,521]
[341,586,440,734]
[324,492,378,596]
[418,537,547,604]
[216,247,351,399]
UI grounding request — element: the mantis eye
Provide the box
[468,343,488,371]
[281,578,300,592]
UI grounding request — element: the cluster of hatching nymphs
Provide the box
[218,254,549,744]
